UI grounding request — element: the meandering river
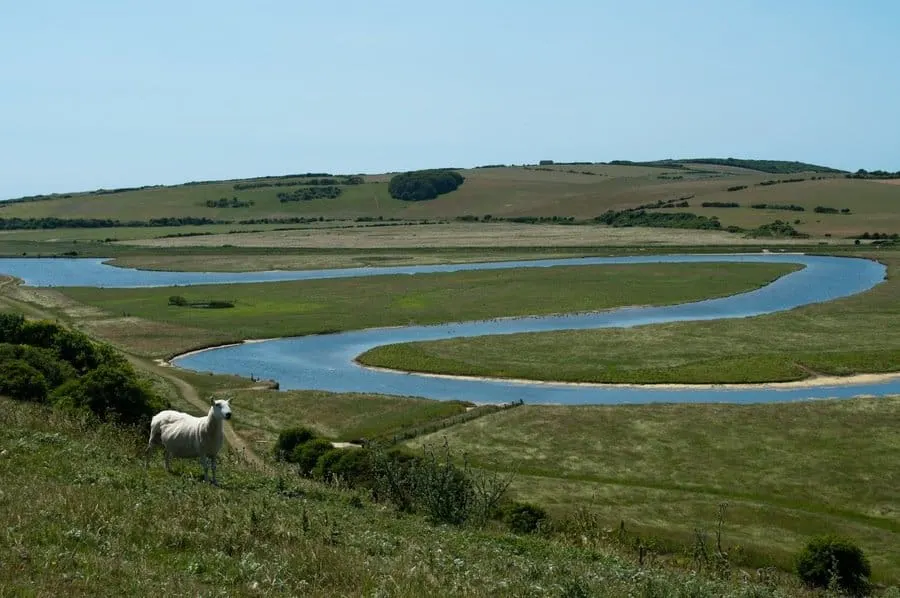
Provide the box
[1,253,896,404]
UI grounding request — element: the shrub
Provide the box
[312,448,345,481]
[0,343,77,387]
[411,443,474,525]
[292,438,335,475]
[17,320,60,349]
[796,536,871,596]
[0,359,49,402]
[814,206,840,214]
[0,312,25,341]
[51,363,166,427]
[502,501,548,534]
[330,448,375,488]
[168,295,188,306]
[274,426,318,461]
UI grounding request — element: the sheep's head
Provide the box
[210,398,233,421]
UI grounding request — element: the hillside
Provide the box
[610,158,846,174]
[0,160,897,244]
[0,396,825,597]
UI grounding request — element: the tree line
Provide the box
[0,216,226,230]
[277,186,343,202]
[234,175,365,190]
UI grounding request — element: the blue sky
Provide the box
[1,0,897,199]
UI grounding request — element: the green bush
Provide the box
[51,363,166,427]
[0,343,77,387]
[502,501,548,534]
[796,536,871,596]
[0,359,49,402]
[17,320,60,349]
[274,426,318,461]
[330,448,375,488]
[292,438,335,475]
[0,312,24,341]
[411,444,474,525]
[312,448,344,481]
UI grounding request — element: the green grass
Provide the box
[224,389,470,454]
[55,262,797,357]
[407,397,900,583]
[359,253,900,384]
[1,396,831,597]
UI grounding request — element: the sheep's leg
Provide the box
[200,455,209,483]
[210,455,218,486]
[144,442,154,469]
[164,450,172,473]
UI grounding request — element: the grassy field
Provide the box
[358,252,900,384]
[2,163,895,239]
[1,396,835,597]
[114,221,830,249]
[51,262,797,357]
[406,397,900,583]
[223,389,470,455]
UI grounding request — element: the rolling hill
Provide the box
[0,159,897,240]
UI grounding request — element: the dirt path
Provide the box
[0,277,266,470]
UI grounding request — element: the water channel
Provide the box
[1,253,896,405]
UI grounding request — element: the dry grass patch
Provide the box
[116,222,820,249]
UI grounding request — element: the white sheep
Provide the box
[145,397,233,484]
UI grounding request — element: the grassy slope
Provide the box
[53,262,797,357]
[359,253,900,384]
[0,397,826,598]
[2,164,895,237]
[408,397,900,583]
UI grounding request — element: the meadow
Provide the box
[407,397,900,581]
[1,396,834,597]
[358,253,900,384]
[53,262,796,357]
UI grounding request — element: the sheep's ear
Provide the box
[210,397,216,407]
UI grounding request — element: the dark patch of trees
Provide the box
[0,313,166,426]
[234,175,364,190]
[746,220,809,238]
[750,203,805,212]
[857,232,899,240]
[845,169,900,179]
[608,158,843,174]
[239,216,329,225]
[814,206,851,214]
[594,210,721,230]
[680,158,842,174]
[277,186,343,202]
[727,185,748,192]
[0,216,227,231]
[388,169,465,202]
[638,197,692,210]
[757,178,807,187]
[168,295,234,309]
[702,202,740,208]
[456,215,576,224]
[206,196,254,208]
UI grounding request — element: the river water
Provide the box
[2,253,896,404]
